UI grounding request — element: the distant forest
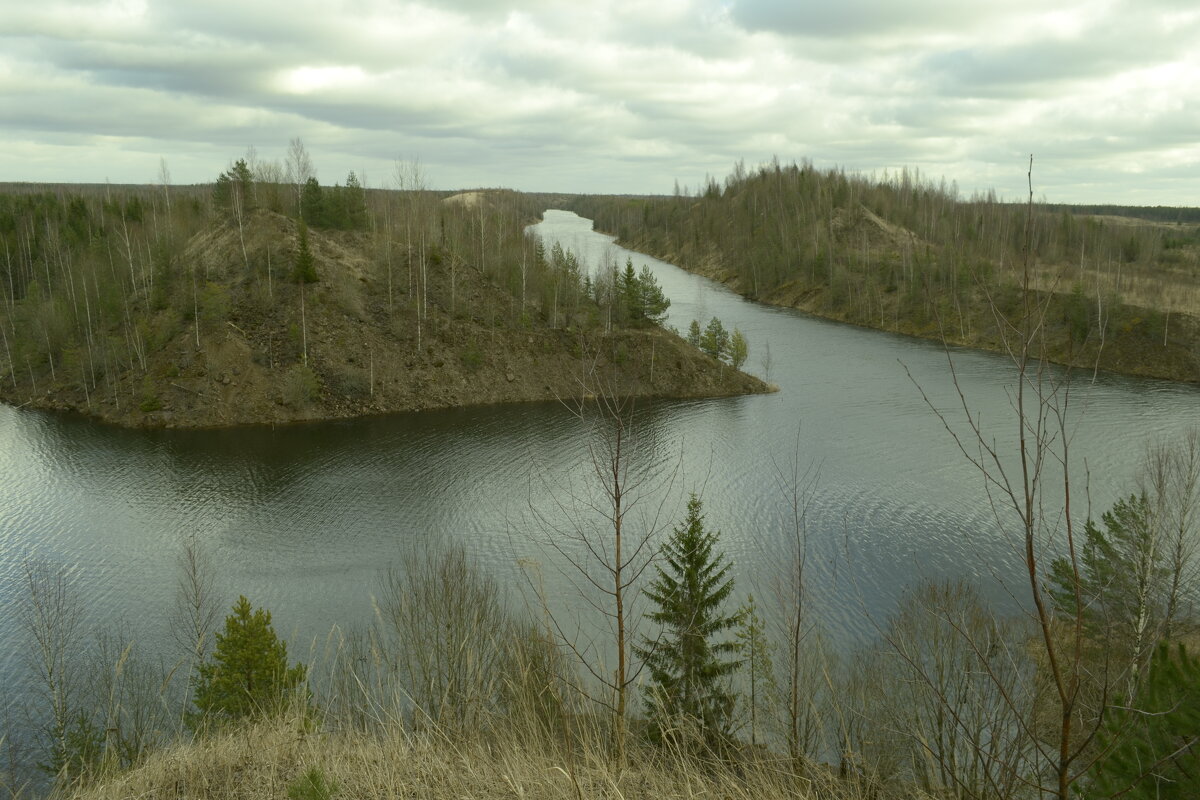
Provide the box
[565,158,1200,381]
[1045,203,1200,224]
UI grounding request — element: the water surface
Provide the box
[2,209,1197,701]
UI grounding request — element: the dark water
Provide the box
[2,209,1199,703]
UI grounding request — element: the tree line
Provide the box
[567,158,1200,380]
[0,140,684,420]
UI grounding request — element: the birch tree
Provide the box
[285,137,315,216]
[528,385,677,762]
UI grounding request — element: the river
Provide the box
[2,209,1198,721]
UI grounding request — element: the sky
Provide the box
[2,0,1198,205]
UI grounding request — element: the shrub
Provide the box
[460,343,483,372]
[200,282,230,323]
[283,364,320,408]
[288,766,338,800]
[139,376,162,412]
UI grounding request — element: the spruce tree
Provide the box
[300,177,325,227]
[736,593,775,748]
[193,596,306,724]
[636,494,742,749]
[293,220,317,283]
[342,171,368,230]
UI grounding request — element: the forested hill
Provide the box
[0,167,764,428]
[567,160,1200,382]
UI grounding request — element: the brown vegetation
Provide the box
[61,711,871,800]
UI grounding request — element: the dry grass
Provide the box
[60,711,886,800]
[1024,258,1200,318]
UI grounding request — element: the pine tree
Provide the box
[213,171,234,210]
[687,319,702,348]
[636,494,742,749]
[621,259,640,321]
[230,158,254,210]
[636,265,670,324]
[1090,642,1200,798]
[1047,494,1167,688]
[192,596,307,724]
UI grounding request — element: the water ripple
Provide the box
[3,211,1200,712]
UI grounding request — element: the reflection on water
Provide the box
[3,209,1199,705]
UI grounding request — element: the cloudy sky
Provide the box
[2,0,1197,204]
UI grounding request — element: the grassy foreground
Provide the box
[61,711,875,800]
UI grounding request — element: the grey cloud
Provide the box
[143,2,344,50]
[729,0,1016,38]
[0,0,1197,203]
[924,38,1192,100]
[3,92,294,152]
[57,47,279,99]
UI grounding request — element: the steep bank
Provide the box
[0,206,767,429]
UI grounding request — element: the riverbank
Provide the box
[614,235,1200,384]
[2,322,768,429]
[565,163,1200,385]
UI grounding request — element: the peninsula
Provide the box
[0,176,765,429]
